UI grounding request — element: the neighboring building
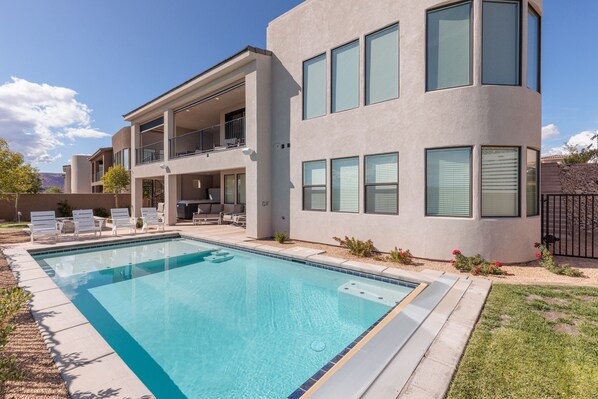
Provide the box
[125,0,542,262]
[89,147,113,193]
[63,155,92,194]
[541,154,565,164]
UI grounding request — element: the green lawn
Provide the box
[0,222,28,229]
[447,284,598,399]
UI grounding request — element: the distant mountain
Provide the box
[39,173,65,191]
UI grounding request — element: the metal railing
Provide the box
[169,117,245,159]
[542,194,598,259]
[136,141,164,165]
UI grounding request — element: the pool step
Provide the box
[338,281,408,307]
[205,251,234,263]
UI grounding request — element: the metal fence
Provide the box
[541,194,598,258]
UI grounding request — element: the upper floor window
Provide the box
[426,1,472,91]
[366,24,399,105]
[365,153,398,214]
[426,147,472,217]
[332,41,360,113]
[303,54,327,119]
[303,160,326,211]
[527,6,541,92]
[123,148,130,170]
[482,0,521,86]
[332,157,359,213]
[481,147,520,217]
[526,148,539,216]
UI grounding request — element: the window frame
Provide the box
[481,0,522,87]
[365,22,400,106]
[331,156,360,214]
[331,39,360,114]
[425,146,473,218]
[480,145,522,218]
[223,174,236,204]
[302,53,327,120]
[526,147,540,217]
[364,152,399,215]
[425,0,474,92]
[302,160,327,212]
[527,5,542,93]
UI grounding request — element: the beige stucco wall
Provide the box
[70,155,92,194]
[267,0,542,262]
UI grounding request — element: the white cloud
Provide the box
[542,129,598,156]
[542,124,560,140]
[0,77,109,163]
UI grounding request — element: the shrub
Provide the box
[136,219,143,229]
[333,236,376,257]
[534,242,584,277]
[56,200,72,217]
[0,287,31,382]
[93,207,109,218]
[451,250,506,276]
[389,247,414,264]
[274,231,288,244]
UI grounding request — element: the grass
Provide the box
[0,223,28,229]
[447,284,598,399]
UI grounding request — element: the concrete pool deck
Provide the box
[2,225,491,398]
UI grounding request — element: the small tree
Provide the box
[45,185,63,193]
[563,143,598,164]
[101,165,130,208]
[0,139,42,220]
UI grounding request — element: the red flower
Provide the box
[534,242,541,248]
[495,261,502,268]
[473,271,478,276]
[535,252,541,258]
[452,249,461,255]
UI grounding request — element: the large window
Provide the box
[366,24,399,105]
[237,173,246,205]
[482,147,520,217]
[426,147,472,217]
[332,41,359,113]
[527,6,541,91]
[303,161,326,211]
[303,54,327,119]
[426,1,472,91]
[332,157,359,213]
[123,148,130,170]
[224,174,235,204]
[526,148,539,216]
[365,153,398,214]
[482,0,521,85]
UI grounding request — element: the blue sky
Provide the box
[0,0,595,172]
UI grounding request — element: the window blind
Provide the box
[365,154,398,214]
[303,161,326,211]
[304,160,326,186]
[426,148,471,217]
[427,2,472,91]
[482,0,520,85]
[482,147,520,217]
[526,148,539,216]
[332,41,359,112]
[366,24,399,105]
[332,157,359,213]
[303,54,327,119]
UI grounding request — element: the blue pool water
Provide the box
[34,238,414,398]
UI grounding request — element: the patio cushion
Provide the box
[233,204,245,214]
[198,204,211,213]
[223,204,235,214]
[210,204,224,213]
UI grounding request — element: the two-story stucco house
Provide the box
[125,0,542,262]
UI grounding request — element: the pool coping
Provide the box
[3,232,487,399]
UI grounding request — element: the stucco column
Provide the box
[164,174,178,226]
[164,109,174,161]
[131,178,143,218]
[245,57,272,238]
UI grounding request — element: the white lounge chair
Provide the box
[156,202,165,219]
[141,207,165,233]
[110,208,136,236]
[72,209,104,239]
[29,211,62,243]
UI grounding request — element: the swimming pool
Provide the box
[34,238,417,398]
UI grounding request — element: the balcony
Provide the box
[93,169,104,182]
[136,141,164,165]
[169,117,245,159]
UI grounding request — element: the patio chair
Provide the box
[29,211,62,243]
[156,202,165,219]
[110,208,136,236]
[141,207,165,233]
[232,214,246,228]
[72,209,104,239]
[192,204,224,225]
[221,204,245,224]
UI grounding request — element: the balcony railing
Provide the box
[93,170,104,182]
[136,141,164,165]
[169,117,245,159]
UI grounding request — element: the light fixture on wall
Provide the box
[159,163,167,169]
[242,147,255,156]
